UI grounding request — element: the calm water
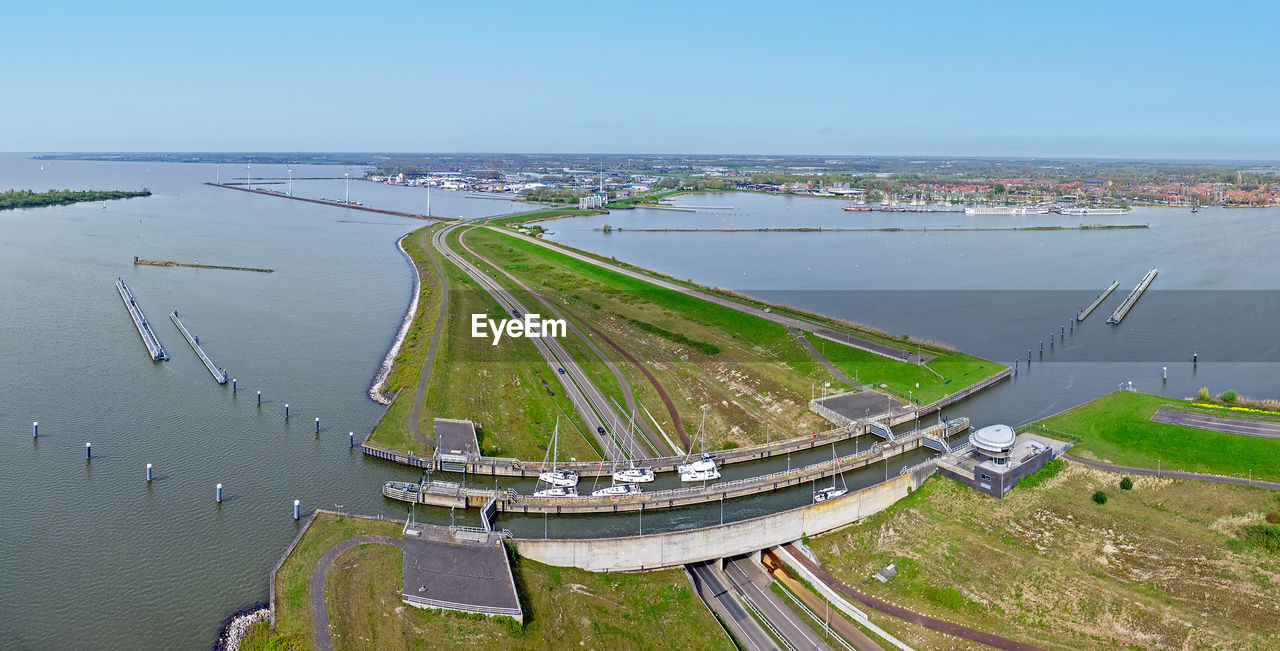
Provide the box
[541,191,1280,426]
[4,162,1272,647]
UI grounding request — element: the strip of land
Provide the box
[1150,406,1280,438]
[603,224,1149,233]
[206,182,445,221]
[1,188,150,210]
[133,256,273,273]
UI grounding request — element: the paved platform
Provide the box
[1151,407,1280,439]
[814,390,905,423]
[401,524,522,621]
[434,418,480,462]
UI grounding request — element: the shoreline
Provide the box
[213,602,269,651]
[368,232,422,405]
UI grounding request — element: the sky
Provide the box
[3,0,1278,159]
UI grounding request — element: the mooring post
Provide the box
[1162,366,1168,381]
[257,391,262,406]
[349,432,355,448]
[285,404,290,420]
[33,421,37,438]
[232,378,237,392]
[1193,352,1198,365]
[1040,340,1044,352]
[293,499,301,520]
[217,483,223,503]
[1027,349,1031,361]
[85,441,91,460]
[315,417,320,433]
[146,463,153,482]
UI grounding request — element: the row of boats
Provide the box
[531,415,850,504]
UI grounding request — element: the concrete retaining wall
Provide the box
[513,472,922,571]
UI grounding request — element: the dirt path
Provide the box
[782,544,1045,651]
[1062,454,1280,489]
[311,534,405,651]
[407,227,448,448]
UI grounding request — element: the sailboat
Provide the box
[535,418,578,491]
[591,483,642,497]
[612,412,655,483]
[678,411,721,482]
[813,443,849,503]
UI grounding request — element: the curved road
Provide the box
[407,226,449,448]
[311,534,404,651]
[432,222,628,460]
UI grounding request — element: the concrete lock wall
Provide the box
[514,472,922,571]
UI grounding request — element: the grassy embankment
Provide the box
[241,513,732,650]
[0,187,151,210]
[365,225,600,462]
[463,226,841,449]
[1038,390,1280,482]
[804,333,1000,405]
[810,468,1280,650]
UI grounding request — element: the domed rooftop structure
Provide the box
[969,424,1016,462]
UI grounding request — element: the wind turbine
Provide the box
[287,166,293,196]
[246,165,252,190]
[344,171,350,204]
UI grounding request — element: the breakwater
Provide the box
[368,233,421,405]
[169,310,228,384]
[598,225,1149,233]
[205,182,446,221]
[133,256,273,273]
[115,278,168,361]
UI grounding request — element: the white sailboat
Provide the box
[533,485,579,498]
[679,410,721,482]
[591,483,642,497]
[812,443,848,503]
[612,412,655,483]
[536,418,578,488]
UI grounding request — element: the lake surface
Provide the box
[2,161,1272,647]
[540,191,1280,426]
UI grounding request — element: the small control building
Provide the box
[937,426,1070,498]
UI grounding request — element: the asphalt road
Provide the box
[723,557,831,651]
[1151,407,1280,438]
[690,562,780,651]
[433,223,628,460]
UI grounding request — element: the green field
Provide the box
[366,225,601,462]
[464,226,837,449]
[804,333,1002,404]
[243,513,733,650]
[810,468,1280,650]
[1038,390,1280,482]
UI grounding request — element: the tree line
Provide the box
[0,188,151,211]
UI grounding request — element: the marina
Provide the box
[1107,268,1159,324]
[115,277,168,361]
[1076,279,1120,321]
[169,310,229,384]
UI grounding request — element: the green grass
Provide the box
[462,227,837,448]
[811,468,1280,649]
[366,391,419,454]
[250,513,733,650]
[805,332,1001,404]
[1038,390,1280,482]
[241,512,406,650]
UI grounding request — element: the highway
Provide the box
[723,557,831,651]
[689,562,780,651]
[432,222,631,460]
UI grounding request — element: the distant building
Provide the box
[578,195,604,210]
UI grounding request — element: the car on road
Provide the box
[596,426,606,435]
[558,367,565,374]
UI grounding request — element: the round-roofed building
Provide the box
[969,424,1016,465]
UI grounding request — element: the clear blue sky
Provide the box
[4,1,1277,159]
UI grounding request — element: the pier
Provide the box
[382,419,968,514]
[115,278,168,361]
[1076,280,1120,321]
[1107,268,1158,324]
[169,311,228,383]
